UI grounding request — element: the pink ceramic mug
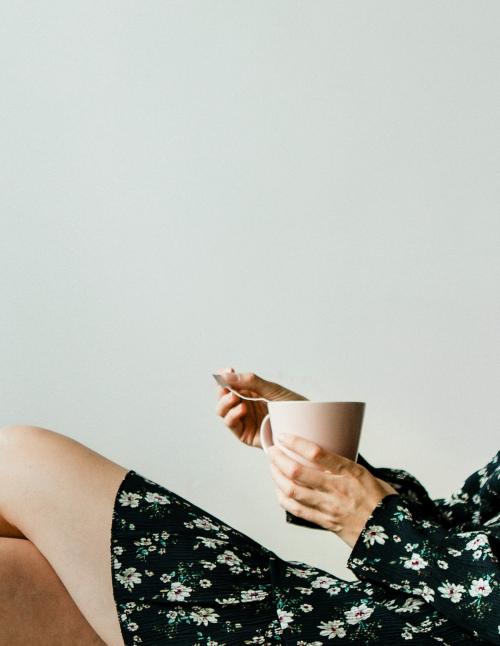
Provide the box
[260,400,366,467]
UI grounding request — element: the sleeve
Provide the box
[431,451,500,529]
[346,452,500,644]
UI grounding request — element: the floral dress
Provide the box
[110,449,499,645]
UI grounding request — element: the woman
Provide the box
[0,369,498,645]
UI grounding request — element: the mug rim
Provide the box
[268,400,365,405]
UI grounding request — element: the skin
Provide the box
[214,367,308,448]
[0,425,128,646]
[0,537,105,645]
[216,367,398,549]
[267,436,397,548]
[0,366,396,644]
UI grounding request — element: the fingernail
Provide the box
[225,372,239,382]
[278,433,291,442]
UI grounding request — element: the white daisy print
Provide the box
[277,609,294,629]
[345,603,374,625]
[193,517,220,531]
[311,575,337,589]
[288,566,318,578]
[403,553,428,570]
[145,491,170,505]
[438,581,466,603]
[394,597,424,613]
[240,589,268,602]
[201,560,216,570]
[189,607,219,626]
[216,550,242,567]
[469,578,492,598]
[119,491,142,508]
[465,534,489,551]
[318,619,346,638]
[414,585,435,603]
[363,525,389,546]
[166,581,192,602]
[214,596,239,605]
[197,536,228,549]
[115,567,142,590]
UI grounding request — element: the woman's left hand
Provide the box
[268,434,399,549]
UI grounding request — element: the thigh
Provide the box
[0,537,104,646]
[0,425,129,646]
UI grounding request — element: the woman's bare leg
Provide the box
[0,515,25,538]
[0,537,104,645]
[0,425,130,646]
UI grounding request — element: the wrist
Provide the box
[339,488,400,549]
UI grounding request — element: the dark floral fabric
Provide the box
[348,449,500,645]
[110,449,499,645]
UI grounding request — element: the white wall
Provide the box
[1,1,498,581]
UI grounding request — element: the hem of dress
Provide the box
[109,468,136,646]
[108,469,287,645]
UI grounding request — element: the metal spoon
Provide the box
[212,373,271,403]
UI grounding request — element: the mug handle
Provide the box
[259,413,274,454]
[260,413,302,460]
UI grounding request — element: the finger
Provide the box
[222,370,268,393]
[216,391,242,418]
[215,367,236,397]
[267,445,327,491]
[269,461,322,509]
[224,401,246,432]
[278,434,351,474]
[274,487,333,530]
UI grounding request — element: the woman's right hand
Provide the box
[214,367,308,449]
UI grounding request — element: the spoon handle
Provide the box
[212,374,270,403]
